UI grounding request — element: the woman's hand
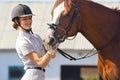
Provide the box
[49,53,56,58]
[43,40,59,55]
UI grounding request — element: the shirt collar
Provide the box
[19,30,31,39]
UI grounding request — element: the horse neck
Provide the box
[78,0,120,49]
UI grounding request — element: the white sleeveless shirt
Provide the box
[16,30,45,70]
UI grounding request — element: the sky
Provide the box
[0,0,120,2]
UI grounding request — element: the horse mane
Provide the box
[51,0,120,15]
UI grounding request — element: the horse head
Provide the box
[45,0,81,46]
[44,0,120,79]
[45,0,120,49]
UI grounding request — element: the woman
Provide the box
[11,4,57,80]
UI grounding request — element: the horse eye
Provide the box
[65,13,70,17]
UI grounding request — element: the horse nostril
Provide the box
[48,38,55,46]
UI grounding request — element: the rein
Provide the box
[57,48,99,61]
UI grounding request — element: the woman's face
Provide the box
[19,16,32,30]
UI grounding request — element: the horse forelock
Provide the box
[51,0,64,16]
[51,1,65,24]
[51,0,73,20]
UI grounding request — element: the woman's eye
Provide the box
[23,18,27,20]
[28,17,32,20]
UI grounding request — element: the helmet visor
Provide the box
[19,14,35,17]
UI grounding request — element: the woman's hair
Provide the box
[12,17,20,30]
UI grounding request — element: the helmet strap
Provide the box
[20,26,33,34]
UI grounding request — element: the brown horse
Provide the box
[44,0,120,80]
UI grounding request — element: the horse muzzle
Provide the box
[48,37,58,47]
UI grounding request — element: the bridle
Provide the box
[47,0,80,45]
[47,0,99,61]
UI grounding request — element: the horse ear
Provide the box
[64,0,72,11]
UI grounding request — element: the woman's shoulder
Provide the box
[16,35,29,46]
[16,36,25,42]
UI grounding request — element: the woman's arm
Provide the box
[26,51,55,68]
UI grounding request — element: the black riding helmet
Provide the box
[11,4,34,21]
[11,4,34,33]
